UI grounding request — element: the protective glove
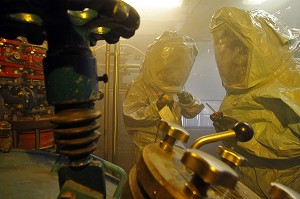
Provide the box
[156,94,174,110]
[177,91,193,104]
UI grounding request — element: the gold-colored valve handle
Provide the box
[190,122,254,149]
[218,145,247,168]
[158,119,189,151]
[269,182,300,199]
[181,149,238,189]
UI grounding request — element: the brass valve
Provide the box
[181,149,238,197]
[190,122,254,149]
[158,119,189,151]
[269,182,300,199]
[217,145,247,168]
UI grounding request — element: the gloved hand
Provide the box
[156,94,174,110]
[177,91,193,104]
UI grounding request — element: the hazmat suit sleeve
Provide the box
[122,77,163,149]
[123,77,161,129]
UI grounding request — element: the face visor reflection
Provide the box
[155,50,192,88]
[212,27,250,88]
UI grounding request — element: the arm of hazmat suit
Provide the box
[123,31,204,150]
[177,91,204,118]
[122,76,161,149]
[210,7,300,198]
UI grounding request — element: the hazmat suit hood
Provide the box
[141,31,198,94]
[123,31,204,151]
[210,7,300,197]
[210,7,300,93]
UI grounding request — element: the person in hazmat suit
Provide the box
[123,31,204,157]
[210,7,300,198]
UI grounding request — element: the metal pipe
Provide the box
[191,122,254,149]
[123,64,141,69]
[190,130,236,149]
[104,43,110,161]
[121,43,145,56]
[112,42,120,163]
[92,155,127,199]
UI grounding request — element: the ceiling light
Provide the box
[243,0,268,5]
[124,0,182,9]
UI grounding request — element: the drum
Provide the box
[9,116,55,150]
[17,128,54,150]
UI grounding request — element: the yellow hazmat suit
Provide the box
[123,31,204,150]
[210,7,300,198]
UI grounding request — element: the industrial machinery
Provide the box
[0,37,54,150]
[1,1,299,199]
[0,0,140,198]
[121,120,257,199]
[122,120,300,199]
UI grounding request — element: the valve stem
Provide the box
[51,104,101,163]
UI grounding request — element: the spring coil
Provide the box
[51,106,101,161]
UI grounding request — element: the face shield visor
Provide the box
[153,46,194,92]
[142,32,198,93]
[211,25,251,89]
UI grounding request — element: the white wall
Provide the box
[181,40,226,127]
[185,41,225,101]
